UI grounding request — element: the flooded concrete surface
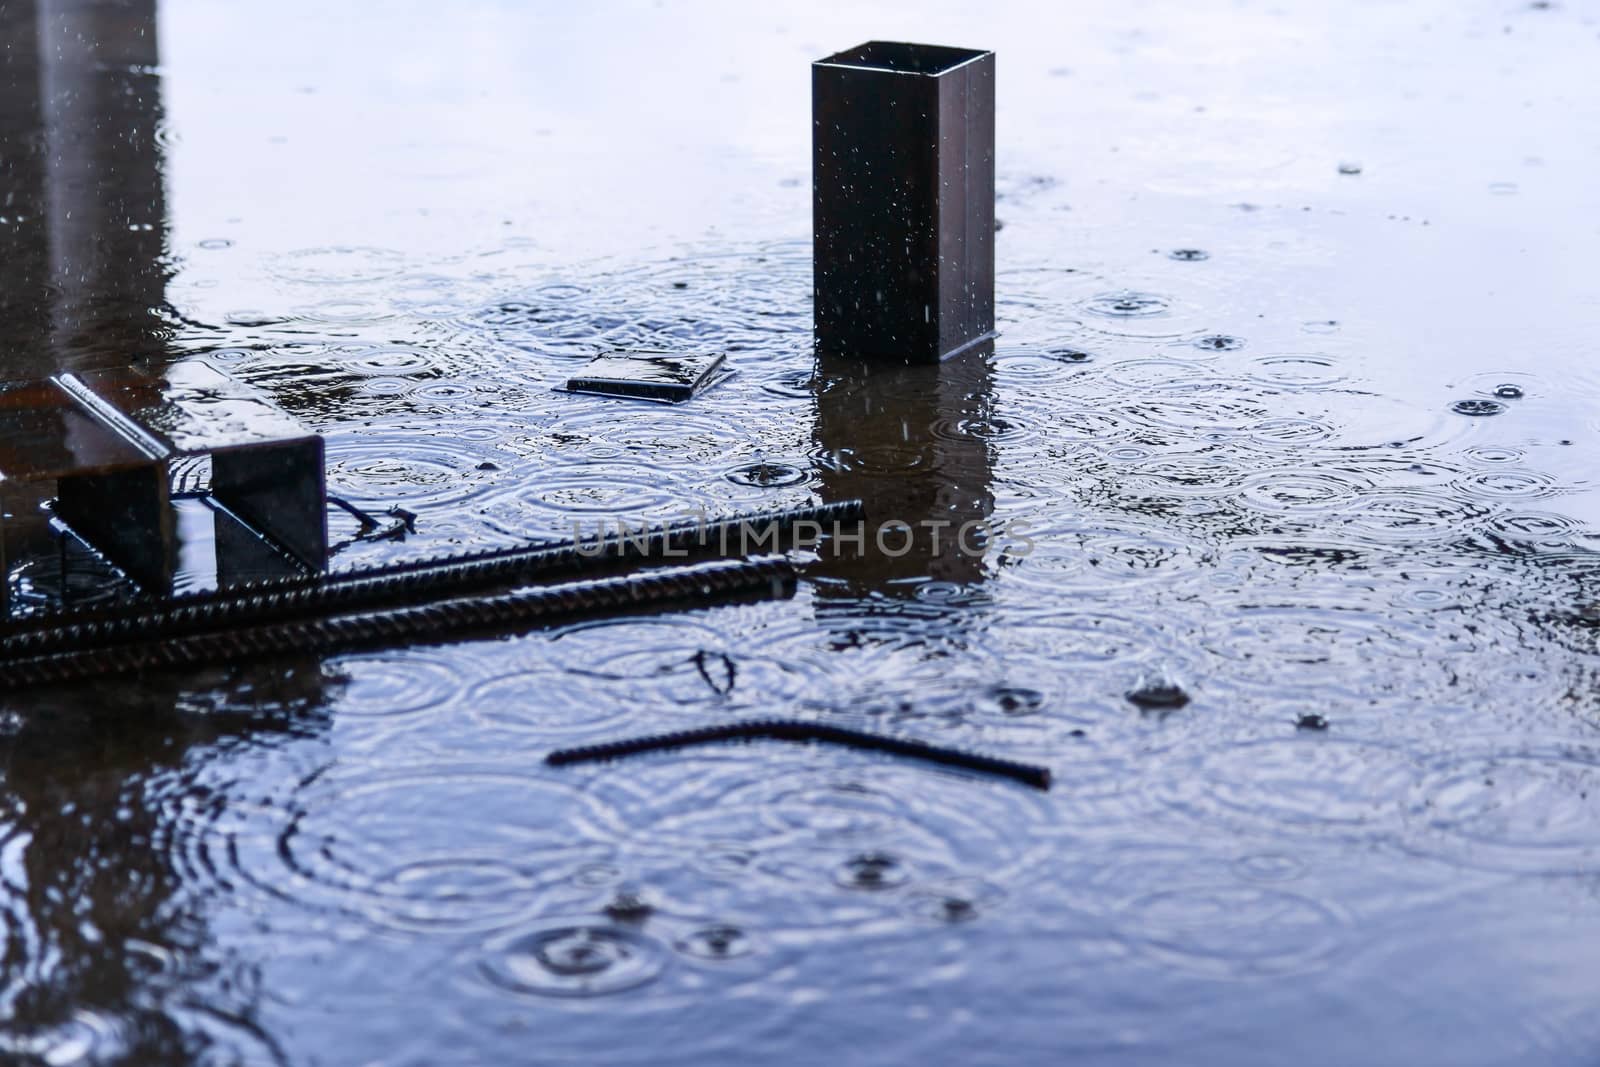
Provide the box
[2,0,1598,1063]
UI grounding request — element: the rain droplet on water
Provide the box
[726,460,808,488]
[483,924,665,997]
[835,851,910,890]
[675,925,752,960]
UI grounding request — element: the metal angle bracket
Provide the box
[0,360,327,612]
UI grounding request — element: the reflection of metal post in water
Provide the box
[0,2,53,354]
[810,343,997,612]
[38,0,170,369]
[0,673,324,1062]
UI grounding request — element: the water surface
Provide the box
[1,1,1598,1064]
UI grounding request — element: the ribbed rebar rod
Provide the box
[1,500,861,658]
[546,720,1052,790]
[0,557,796,690]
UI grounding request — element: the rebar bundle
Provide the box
[1,500,861,660]
[0,556,797,689]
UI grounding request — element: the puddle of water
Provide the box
[1,0,1599,1065]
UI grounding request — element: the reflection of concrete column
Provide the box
[38,0,168,369]
[810,343,997,606]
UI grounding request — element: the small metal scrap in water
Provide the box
[562,351,727,403]
[601,889,655,923]
[545,719,1052,790]
[1126,680,1191,711]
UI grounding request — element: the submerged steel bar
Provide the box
[0,556,797,690]
[546,720,1052,790]
[0,500,863,657]
[813,41,996,363]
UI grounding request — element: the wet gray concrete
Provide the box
[1,1,1598,1063]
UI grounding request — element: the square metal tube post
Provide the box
[813,41,995,363]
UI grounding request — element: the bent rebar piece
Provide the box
[0,557,796,690]
[0,500,862,659]
[546,720,1052,790]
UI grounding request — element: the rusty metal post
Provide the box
[813,41,995,363]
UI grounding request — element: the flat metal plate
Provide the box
[67,360,317,456]
[563,352,728,403]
